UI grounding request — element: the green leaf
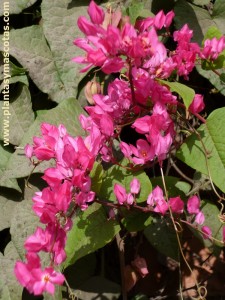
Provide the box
[99,162,152,203]
[150,176,191,198]
[10,199,39,260]
[220,73,225,83]
[144,217,179,261]
[0,0,37,15]
[176,107,225,193]
[0,98,85,182]
[126,2,145,24]
[122,211,153,232]
[41,0,90,100]
[0,84,34,145]
[0,242,23,300]
[203,26,223,41]
[200,200,223,248]
[0,195,19,231]
[158,80,195,109]
[201,27,225,70]
[190,0,210,6]
[64,203,120,268]
[211,0,225,31]
[0,26,69,103]
[0,143,21,192]
[90,162,104,194]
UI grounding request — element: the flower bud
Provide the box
[84,80,101,105]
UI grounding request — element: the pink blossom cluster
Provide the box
[15,123,98,295]
[14,1,225,296]
[114,180,215,237]
[73,1,224,166]
[73,1,225,78]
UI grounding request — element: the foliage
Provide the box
[0,0,225,299]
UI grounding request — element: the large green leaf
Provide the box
[99,162,152,203]
[122,211,153,232]
[65,203,120,268]
[144,217,179,261]
[0,242,23,300]
[0,98,85,185]
[150,176,191,198]
[159,80,195,109]
[0,26,69,103]
[200,200,223,248]
[41,0,90,100]
[0,0,37,16]
[176,107,225,193]
[174,0,225,95]
[0,62,28,92]
[0,143,21,192]
[0,84,34,145]
[10,200,40,260]
[0,195,20,231]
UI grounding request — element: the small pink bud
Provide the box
[130,178,141,195]
[195,211,205,225]
[201,226,212,240]
[187,195,200,214]
[222,226,225,243]
[168,196,184,214]
[131,256,149,278]
[88,0,105,25]
[189,94,205,114]
[127,193,134,205]
[114,184,127,205]
[84,81,101,105]
[24,144,33,159]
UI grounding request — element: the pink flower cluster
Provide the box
[73,1,224,166]
[14,1,225,296]
[15,123,98,295]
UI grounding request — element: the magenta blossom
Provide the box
[14,253,65,296]
[114,183,127,205]
[168,196,184,214]
[189,94,205,114]
[201,226,212,240]
[147,186,168,215]
[187,195,200,214]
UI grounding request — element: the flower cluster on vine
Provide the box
[14,0,225,296]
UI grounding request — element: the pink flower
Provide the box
[147,186,164,206]
[127,193,134,205]
[131,256,149,278]
[187,195,200,214]
[114,184,127,205]
[14,252,41,293]
[147,186,168,215]
[201,226,212,240]
[88,0,105,25]
[130,178,141,194]
[24,144,33,159]
[130,139,154,164]
[153,10,175,30]
[14,253,65,295]
[201,36,225,61]
[168,196,184,214]
[154,198,169,215]
[75,190,95,211]
[223,227,225,243]
[195,211,205,225]
[189,94,205,114]
[31,267,65,295]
